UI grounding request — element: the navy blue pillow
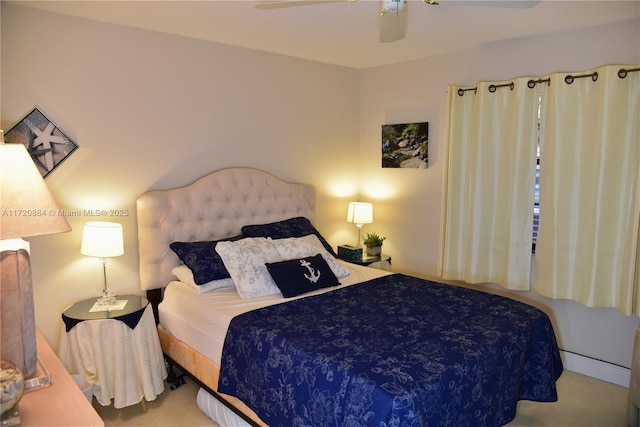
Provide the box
[241,217,337,257]
[170,236,242,285]
[266,254,340,298]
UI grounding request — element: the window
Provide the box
[532,96,541,253]
[532,145,540,253]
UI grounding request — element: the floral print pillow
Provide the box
[241,217,337,257]
[215,237,282,299]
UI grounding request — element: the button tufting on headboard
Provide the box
[136,167,316,291]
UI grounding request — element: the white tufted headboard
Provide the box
[136,167,316,292]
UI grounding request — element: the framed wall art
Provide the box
[382,122,428,168]
[4,107,78,178]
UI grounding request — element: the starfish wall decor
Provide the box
[4,107,78,178]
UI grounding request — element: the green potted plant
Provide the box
[363,231,386,256]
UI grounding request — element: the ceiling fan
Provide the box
[256,0,434,43]
[256,0,538,43]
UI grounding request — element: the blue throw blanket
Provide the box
[218,274,563,427]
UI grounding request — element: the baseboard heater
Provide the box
[561,350,630,388]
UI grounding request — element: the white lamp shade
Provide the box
[81,222,124,258]
[346,202,373,225]
[0,143,71,239]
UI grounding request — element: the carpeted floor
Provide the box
[94,369,629,427]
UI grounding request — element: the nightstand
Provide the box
[58,294,167,411]
[341,254,392,270]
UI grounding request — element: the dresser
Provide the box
[18,330,103,426]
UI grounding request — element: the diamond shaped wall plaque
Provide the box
[4,107,78,178]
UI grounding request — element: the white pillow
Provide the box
[270,234,350,279]
[171,264,235,294]
[215,237,282,299]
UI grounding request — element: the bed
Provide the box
[136,167,563,427]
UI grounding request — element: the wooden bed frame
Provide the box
[136,167,317,426]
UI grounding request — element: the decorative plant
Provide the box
[363,231,386,248]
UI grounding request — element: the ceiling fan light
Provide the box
[379,0,407,42]
[381,0,406,14]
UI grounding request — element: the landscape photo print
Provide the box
[382,122,428,169]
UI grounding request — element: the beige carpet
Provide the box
[94,370,629,427]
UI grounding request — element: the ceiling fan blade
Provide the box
[379,1,407,43]
[255,0,345,9]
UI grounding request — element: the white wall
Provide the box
[1,3,360,348]
[359,17,640,369]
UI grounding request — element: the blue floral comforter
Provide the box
[218,274,563,427]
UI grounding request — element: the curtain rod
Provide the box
[458,66,638,96]
[564,72,598,84]
[488,82,514,93]
[528,78,550,88]
[457,81,522,96]
[457,82,514,96]
[619,67,640,78]
[457,87,477,96]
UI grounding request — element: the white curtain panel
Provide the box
[534,65,640,315]
[438,78,539,290]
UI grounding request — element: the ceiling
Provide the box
[9,0,640,69]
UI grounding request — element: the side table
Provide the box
[58,294,167,411]
[341,254,392,270]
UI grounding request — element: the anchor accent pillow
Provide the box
[266,254,340,298]
[270,234,350,279]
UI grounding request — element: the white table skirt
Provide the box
[58,304,167,409]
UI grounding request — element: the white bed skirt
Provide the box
[196,387,251,427]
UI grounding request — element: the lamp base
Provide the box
[97,257,118,309]
[23,355,51,392]
[0,244,37,377]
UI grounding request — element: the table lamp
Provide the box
[346,202,373,248]
[81,222,124,307]
[0,132,71,379]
